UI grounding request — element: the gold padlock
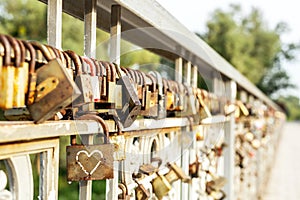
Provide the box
[0,35,15,109]
[13,39,27,107]
[152,173,172,200]
[165,162,191,184]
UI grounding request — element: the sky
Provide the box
[157,0,300,97]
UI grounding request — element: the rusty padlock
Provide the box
[67,114,114,181]
[65,50,92,107]
[27,42,81,123]
[0,35,15,109]
[113,63,141,128]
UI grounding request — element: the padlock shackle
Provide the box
[127,68,136,83]
[77,114,110,143]
[91,58,101,76]
[55,48,67,68]
[22,40,36,73]
[30,41,53,61]
[0,35,11,66]
[139,71,147,87]
[133,70,140,85]
[162,78,168,94]
[102,62,111,82]
[62,51,72,70]
[109,63,116,82]
[17,40,25,64]
[121,66,130,77]
[82,56,95,76]
[45,45,58,59]
[65,50,82,75]
[5,35,21,68]
[98,61,106,77]
[146,74,156,92]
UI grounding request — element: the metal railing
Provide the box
[0,0,285,200]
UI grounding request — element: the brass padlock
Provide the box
[138,70,151,113]
[142,74,158,118]
[152,173,172,200]
[135,180,150,200]
[13,39,27,107]
[0,35,15,109]
[118,183,131,200]
[67,114,114,181]
[165,162,191,184]
[148,71,166,119]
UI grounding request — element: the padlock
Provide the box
[112,63,141,128]
[65,50,92,106]
[13,39,27,107]
[183,84,197,116]
[151,173,172,200]
[197,89,212,120]
[165,162,191,184]
[102,61,116,103]
[91,58,102,102]
[99,61,107,99]
[27,43,81,123]
[189,155,201,178]
[146,74,158,118]
[148,71,166,119]
[62,51,75,80]
[110,63,123,109]
[135,180,151,200]
[140,72,151,116]
[22,40,36,106]
[0,35,15,109]
[67,114,114,181]
[118,183,131,200]
[163,78,174,111]
[176,82,185,112]
[170,80,180,111]
[82,56,101,102]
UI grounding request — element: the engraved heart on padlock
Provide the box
[76,150,103,176]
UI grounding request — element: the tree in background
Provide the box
[199,4,299,97]
[0,0,159,67]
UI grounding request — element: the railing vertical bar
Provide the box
[184,61,191,86]
[224,80,237,200]
[47,0,62,48]
[84,0,97,58]
[175,57,183,83]
[106,4,122,200]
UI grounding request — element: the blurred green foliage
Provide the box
[199,4,299,97]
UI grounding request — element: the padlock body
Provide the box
[66,144,114,181]
[0,66,14,109]
[28,59,81,123]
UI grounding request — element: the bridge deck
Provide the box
[264,122,300,199]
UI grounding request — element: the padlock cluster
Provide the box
[233,102,284,200]
[0,33,225,129]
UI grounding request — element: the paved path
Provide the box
[263,122,300,200]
